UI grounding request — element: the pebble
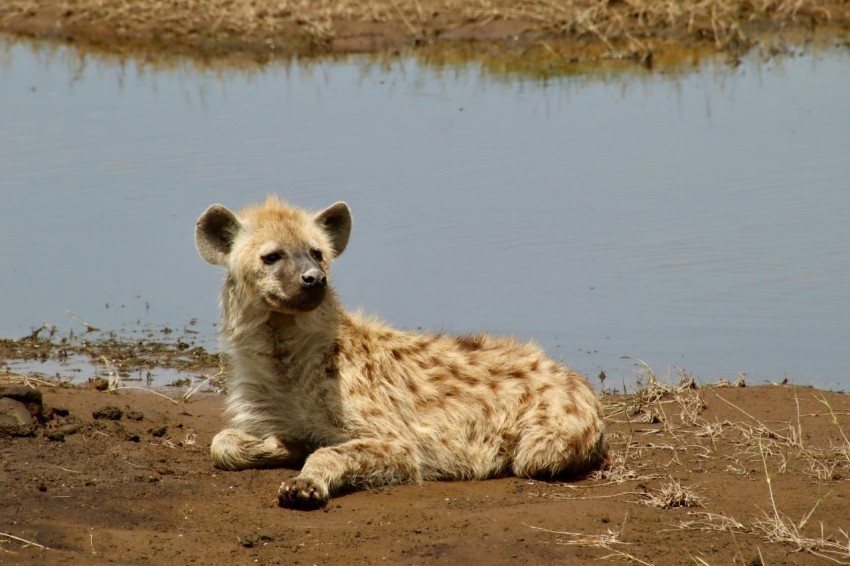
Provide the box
[0,397,37,437]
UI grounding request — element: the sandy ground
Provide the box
[2,378,849,565]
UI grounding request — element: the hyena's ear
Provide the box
[315,202,352,257]
[196,204,241,265]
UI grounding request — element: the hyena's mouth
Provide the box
[264,290,326,313]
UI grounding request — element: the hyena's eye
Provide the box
[310,249,324,262]
[261,252,283,265]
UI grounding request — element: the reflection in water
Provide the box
[1,37,848,389]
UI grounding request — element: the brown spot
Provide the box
[348,381,368,397]
[458,372,479,386]
[529,359,540,372]
[517,389,532,407]
[393,346,419,361]
[406,377,421,396]
[364,362,376,384]
[443,385,461,398]
[481,402,495,419]
[508,369,528,381]
[414,394,433,410]
[364,407,385,419]
[454,334,485,352]
[500,430,519,452]
[428,370,447,384]
[443,361,462,377]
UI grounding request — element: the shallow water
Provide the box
[1,39,848,389]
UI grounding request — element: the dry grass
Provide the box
[1,0,846,58]
[0,531,49,551]
[641,478,705,509]
[527,516,656,566]
[667,442,850,564]
[78,353,220,405]
[752,438,850,564]
[0,372,59,388]
[551,363,850,564]
[527,519,629,547]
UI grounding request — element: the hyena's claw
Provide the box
[278,477,329,510]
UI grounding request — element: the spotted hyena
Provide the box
[195,196,607,510]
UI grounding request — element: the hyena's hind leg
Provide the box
[278,438,422,510]
[511,421,607,479]
[210,429,304,471]
[510,390,608,479]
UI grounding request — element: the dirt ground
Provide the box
[2,375,849,565]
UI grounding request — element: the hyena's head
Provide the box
[195,195,351,314]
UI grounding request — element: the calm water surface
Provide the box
[1,39,848,389]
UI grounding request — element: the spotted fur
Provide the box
[196,196,607,510]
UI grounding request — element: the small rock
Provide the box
[45,429,66,442]
[92,406,123,420]
[52,407,70,417]
[0,386,44,424]
[0,397,38,437]
[149,425,167,437]
[126,410,144,421]
[59,423,81,435]
[47,422,82,441]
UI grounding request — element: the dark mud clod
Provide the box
[149,425,167,437]
[93,406,123,420]
[0,386,44,436]
[0,385,43,406]
[46,429,65,441]
[0,397,38,437]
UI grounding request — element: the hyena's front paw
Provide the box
[278,477,329,510]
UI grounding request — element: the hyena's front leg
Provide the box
[278,438,422,510]
[211,428,304,471]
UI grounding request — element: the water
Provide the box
[1,39,848,390]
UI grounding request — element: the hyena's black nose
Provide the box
[301,268,327,288]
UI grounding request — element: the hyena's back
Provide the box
[328,315,607,481]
